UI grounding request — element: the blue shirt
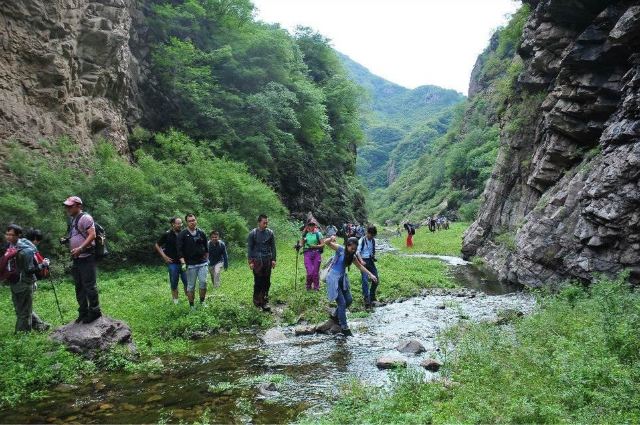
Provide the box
[356,236,375,259]
[326,246,350,301]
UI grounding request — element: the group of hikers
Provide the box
[1,196,381,337]
[1,196,100,332]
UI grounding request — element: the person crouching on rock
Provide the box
[323,236,378,337]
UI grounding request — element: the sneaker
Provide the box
[261,305,272,313]
[341,328,353,337]
[75,315,86,324]
[82,311,102,324]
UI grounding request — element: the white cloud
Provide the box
[252,0,520,94]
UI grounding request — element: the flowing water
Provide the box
[0,253,533,424]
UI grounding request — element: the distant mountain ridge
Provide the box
[339,52,464,189]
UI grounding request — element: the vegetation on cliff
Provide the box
[367,5,531,224]
[144,0,366,223]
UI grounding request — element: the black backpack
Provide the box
[70,212,109,259]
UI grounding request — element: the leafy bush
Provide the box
[0,131,287,263]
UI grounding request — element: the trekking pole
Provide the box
[51,277,64,322]
[294,249,299,290]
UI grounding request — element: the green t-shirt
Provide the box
[303,231,323,250]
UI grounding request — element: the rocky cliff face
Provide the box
[463,0,640,286]
[0,0,146,155]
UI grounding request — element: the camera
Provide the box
[59,236,70,245]
[294,242,301,251]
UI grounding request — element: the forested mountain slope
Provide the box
[339,53,464,189]
[368,6,532,224]
[0,0,367,261]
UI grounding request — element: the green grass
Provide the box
[0,234,454,408]
[389,222,468,256]
[310,275,640,424]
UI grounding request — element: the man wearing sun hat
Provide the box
[63,196,102,324]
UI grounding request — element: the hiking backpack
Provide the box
[70,212,109,259]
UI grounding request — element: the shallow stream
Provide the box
[0,252,534,424]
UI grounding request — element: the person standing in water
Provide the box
[323,236,377,336]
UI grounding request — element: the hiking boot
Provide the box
[82,311,102,324]
[341,328,353,337]
[261,305,272,313]
[75,315,86,324]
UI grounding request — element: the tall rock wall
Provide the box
[463,0,640,286]
[0,0,146,154]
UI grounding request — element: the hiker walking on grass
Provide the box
[63,196,102,324]
[177,214,209,311]
[0,224,48,332]
[324,236,378,337]
[247,214,276,312]
[155,216,188,304]
[300,221,323,291]
[404,222,415,248]
[208,231,228,289]
[356,225,379,309]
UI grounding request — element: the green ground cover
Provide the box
[313,274,640,424]
[389,221,469,256]
[0,230,458,408]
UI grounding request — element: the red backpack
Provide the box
[33,251,50,279]
[0,247,20,284]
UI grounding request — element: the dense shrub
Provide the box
[0,131,287,263]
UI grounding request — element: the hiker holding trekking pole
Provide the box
[300,220,324,291]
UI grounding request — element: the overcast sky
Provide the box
[252,0,520,95]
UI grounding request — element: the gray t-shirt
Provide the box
[70,213,95,258]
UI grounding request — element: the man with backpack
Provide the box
[177,213,209,311]
[0,224,47,332]
[247,214,276,311]
[25,228,52,331]
[63,196,102,324]
[356,225,379,309]
[300,221,323,291]
[155,216,188,304]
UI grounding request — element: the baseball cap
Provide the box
[63,196,83,206]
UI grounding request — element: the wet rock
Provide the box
[396,339,426,355]
[99,403,113,410]
[376,357,407,369]
[94,382,106,391]
[121,403,136,411]
[55,383,78,392]
[315,318,342,334]
[189,331,208,340]
[421,358,442,372]
[257,382,279,397]
[435,304,446,309]
[146,394,162,403]
[50,316,136,359]
[262,328,287,344]
[294,325,316,336]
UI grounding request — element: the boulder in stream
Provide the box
[396,339,426,355]
[294,325,316,336]
[257,382,279,397]
[262,328,287,344]
[315,318,342,334]
[421,358,442,372]
[50,316,136,359]
[376,357,407,369]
